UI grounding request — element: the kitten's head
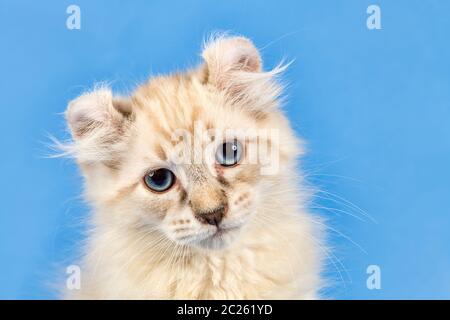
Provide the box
[65,36,301,250]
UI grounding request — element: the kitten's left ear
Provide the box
[201,36,262,89]
[201,35,286,113]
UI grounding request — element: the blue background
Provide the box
[1,0,449,299]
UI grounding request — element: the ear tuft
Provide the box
[62,87,134,165]
[201,34,288,114]
[202,36,262,90]
[66,88,131,140]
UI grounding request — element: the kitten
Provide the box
[62,35,323,299]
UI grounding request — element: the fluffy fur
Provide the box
[62,35,323,299]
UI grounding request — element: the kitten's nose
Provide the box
[195,205,228,227]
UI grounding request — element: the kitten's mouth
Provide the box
[212,226,237,238]
[173,223,243,250]
[196,225,240,249]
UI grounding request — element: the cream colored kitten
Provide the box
[63,35,323,299]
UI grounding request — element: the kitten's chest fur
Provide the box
[74,210,321,300]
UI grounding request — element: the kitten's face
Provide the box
[66,36,299,250]
[122,83,272,250]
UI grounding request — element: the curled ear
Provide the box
[65,87,133,164]
[201,35,287,114]
[66,88,132,140]
[202,36,262,89]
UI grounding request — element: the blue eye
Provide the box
[144,169,175,192]
[216,140,243,167]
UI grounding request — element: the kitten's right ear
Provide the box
[66,88,132,141]
[64,88,133,164]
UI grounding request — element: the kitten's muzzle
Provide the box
[195,204,228,227]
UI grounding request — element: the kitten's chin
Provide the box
[194,227,241,250]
